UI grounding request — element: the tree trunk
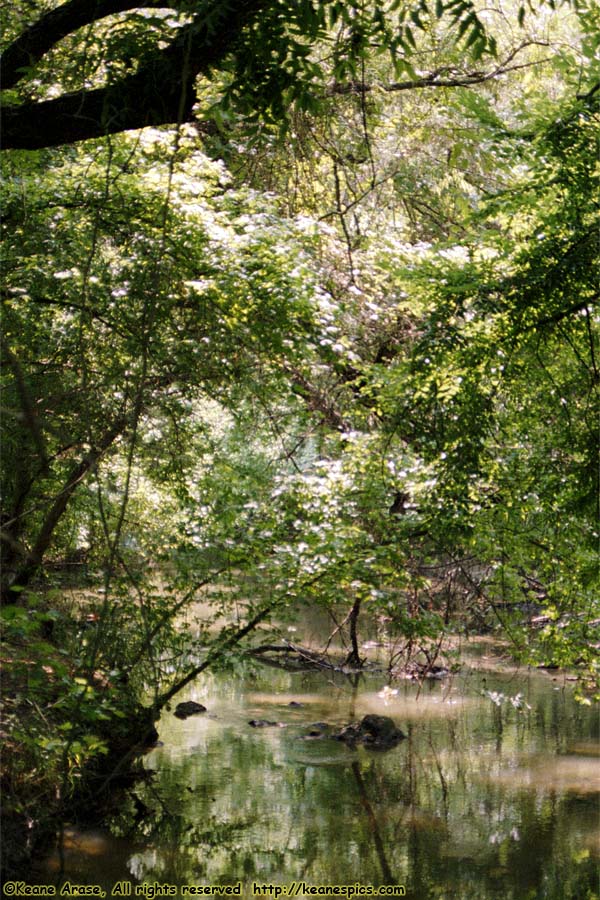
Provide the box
[1,417,128,603]
[344,596,363,668]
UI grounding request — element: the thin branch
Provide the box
[333,160,356,280]
[125,569,228,672]
[156,603,275,707]
[329,44,552,97]
[2,294,130,337]
[584,307,599,383]
[526,297,597,332]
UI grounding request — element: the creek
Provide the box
[39,641,599,900]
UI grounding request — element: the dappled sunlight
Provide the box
[3,1,598,894]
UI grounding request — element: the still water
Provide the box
[43,647,599,900]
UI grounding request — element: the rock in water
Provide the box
[333,715,405,750]
[174,701,207,719]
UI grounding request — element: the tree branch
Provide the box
[1,413,130,602]
[0,338,49,472]
[284,364,352,432]
[526,298,598,332]
[1,0,266,150]
[156,604,274,708]
[1,0,180,90]
[329,43,551,97]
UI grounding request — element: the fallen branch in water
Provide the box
[248,640,369,674]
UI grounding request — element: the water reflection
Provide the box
[42,663,598,900]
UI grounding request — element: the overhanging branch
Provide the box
[1,0,266,150]
[1,0,181,90]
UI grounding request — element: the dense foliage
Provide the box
[1,0,598,876]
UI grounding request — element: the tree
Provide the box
[2,1,598,876]
[2,0,562,149]
[0,130,320,600]
[338,78,600,684]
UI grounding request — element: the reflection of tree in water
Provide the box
[127,812,256,886]
[350,761,397,885]
[96,674,599,899]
